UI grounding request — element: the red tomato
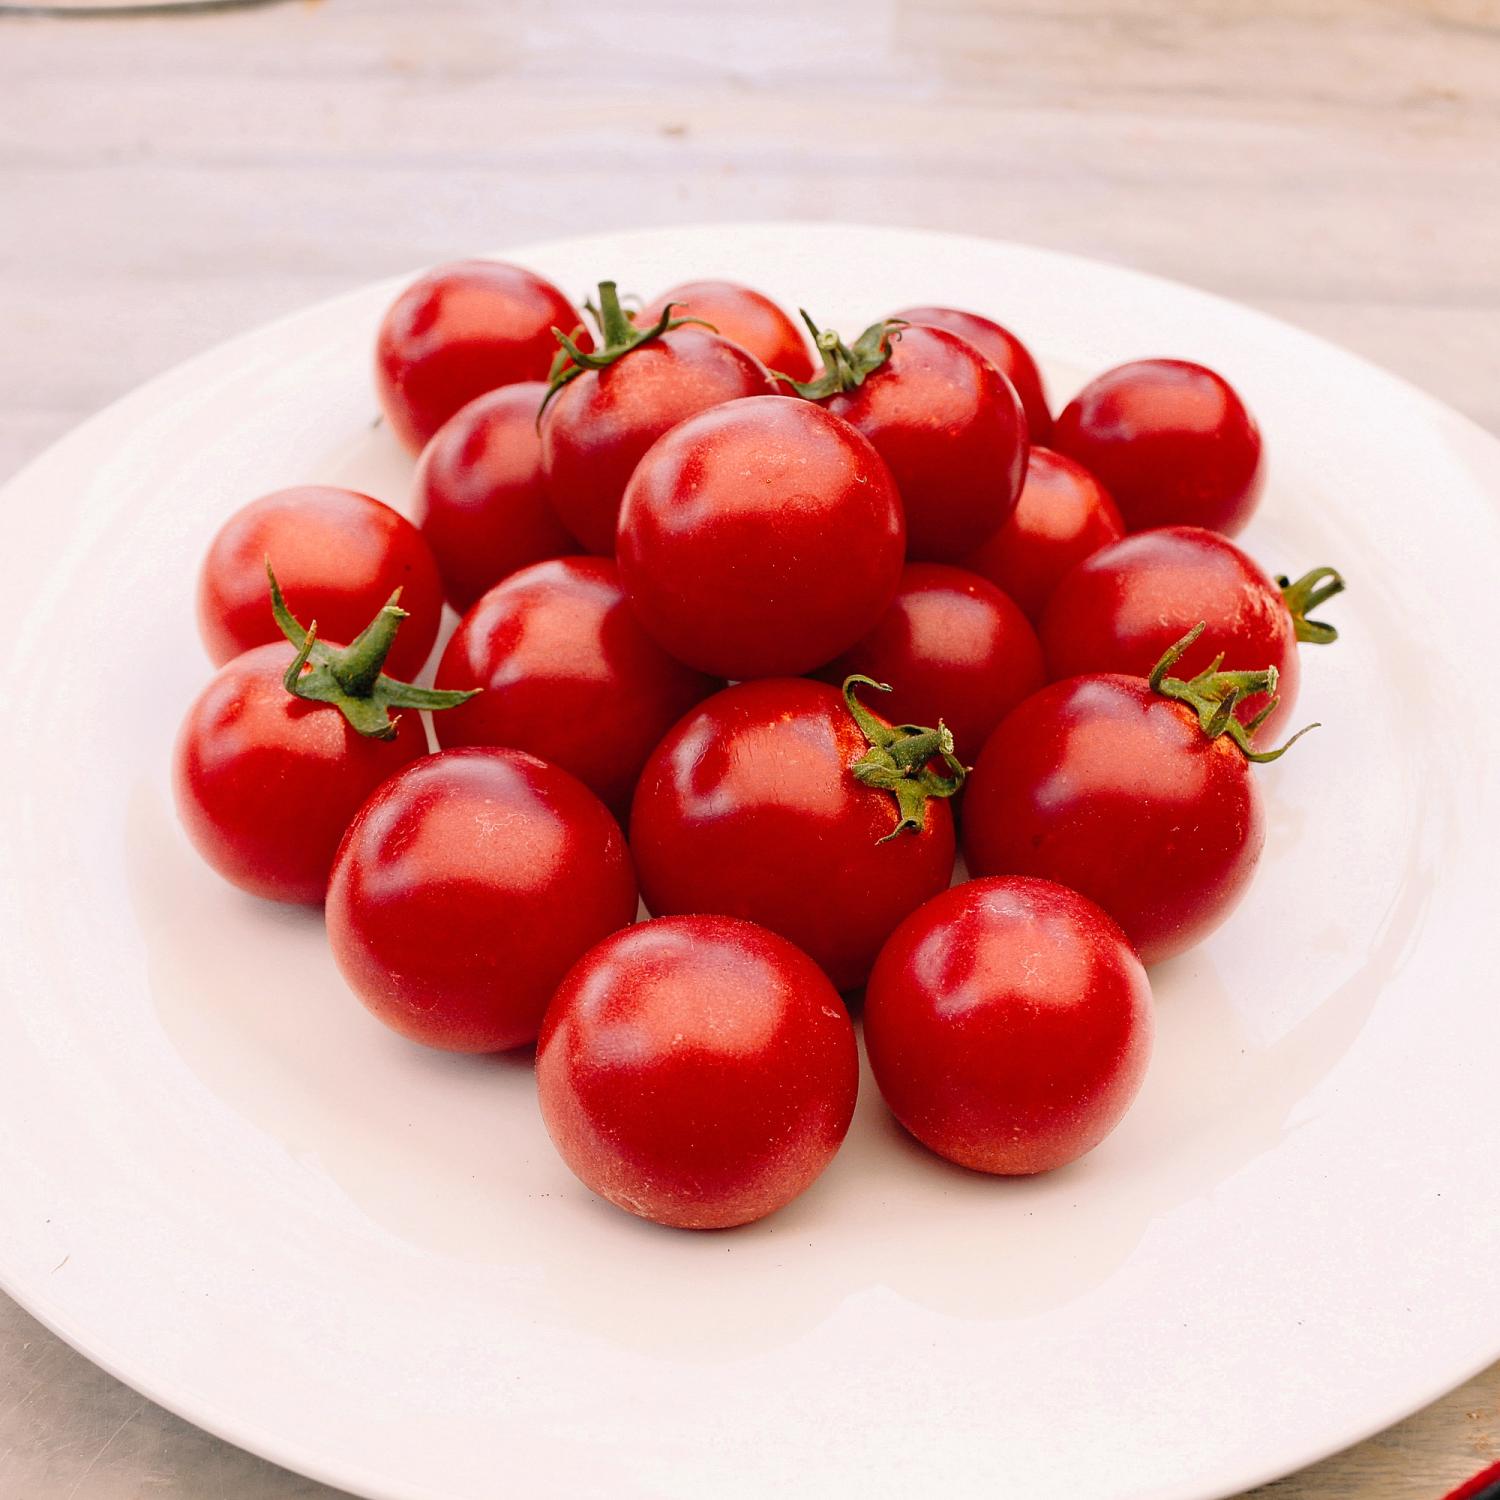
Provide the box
[962,447,1125,623]
[890,305,1052,443]
[814,563,1044,764]
[376,260,585,452]
[1040,526,1343,742]
[432,556,721,819]
[326,748,638,1053]
[637,279,815,384]
[804,321,1027,561]
[173,641,426,904]
[865,877,1153,1174]
[411,383,575,612]
[537,915,859,1229]
[197,486,444,681]
[1052,359,1263,535]
[617,396,905,678]
[631,677,963,991]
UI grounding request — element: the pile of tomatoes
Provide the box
[174,257,1344,1231]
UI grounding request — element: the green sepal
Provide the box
[1277,565,1346,645]
[774,314,905,399]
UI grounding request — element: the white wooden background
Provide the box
[1,1,1498,1496]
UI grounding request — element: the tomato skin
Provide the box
[1040,525,1300,740]
[962,676,1264,964]
[637,280,815,384]
[1052,359,1263,535]
[961,447,1125,624]
[537,915,858,1229]
[540,328,776,555]
[197,486,444,681]
[890,305,1052,444]
[617,396,905,679]
[431,556,721,820]
[326,748,637,1053]
[376,260,585,453]
[814,563,1044,764]
[820,324,1028,562]
[630,678,955,991]
[865,877,1153,1175]
[411,383,575,612]
[173,642,425,904]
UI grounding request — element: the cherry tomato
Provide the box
[962,447,1125,624]
[537,915,859,1229]
[890,305,1052,443]
[411,382,576,612]
[631,677,963,991]
[326,747,638,1053]
[540,282,777,555]
[376,259,586,452]
[865,877,1153,1174]
[814,563,1044,764]
[637,279,815,384]
[432,556,721,820]
[1052,359,1263,535]
[804,321,1028,561]
[617,396,905,679]
[197,485,444,681]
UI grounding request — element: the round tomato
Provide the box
[636,278,815,384]
[962,447,1125,623]
[432,556,721,819]
[326,747,638,1053]
[376,259,585,452]
[889,304,1052,443]
[540,281,776,554]
[1040,526,1344,741]
[630,676,963,991]
[617,396,905,678]
[796,319,1028,561]
[814,562,1044,764]
[1052,359,1263,535]
[411,382,575,611]
[197,485,444,681]
[865,877,1153,1174]
[537,915,859,1229]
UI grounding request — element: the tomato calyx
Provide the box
[776,314,904,399]
[268,562,478,739]
[1148,623,1317,763]
[842,674,968,843]
[1277,565,1346,646]
[538,280,716,418]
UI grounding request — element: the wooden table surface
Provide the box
[1,1,1497,1495]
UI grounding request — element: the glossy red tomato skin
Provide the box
[962,447,1125,624]
[431,556,722,820]
[814,563,1044,764]
[890,305,1052,444]
[376,260,586,453]
[173,642,425,904]
[963,676,1264,964]
[197,485,444,681]
[1052,359,1264,535]
[541,328,776,555]
[1041,525,1299,739]
[631,678,955,991]
[411,383,575,612]
[821,324,1028,562]
[617,396,906,679]
[865,877,1153,1174]
[637,280,815,383]
[326,748,638,1054]
[537,915,859,1229]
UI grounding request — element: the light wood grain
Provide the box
[1,2,1498,1496]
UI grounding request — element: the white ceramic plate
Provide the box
[1,224,1497,1500]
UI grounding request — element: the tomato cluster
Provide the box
[175,258,1345,1232]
